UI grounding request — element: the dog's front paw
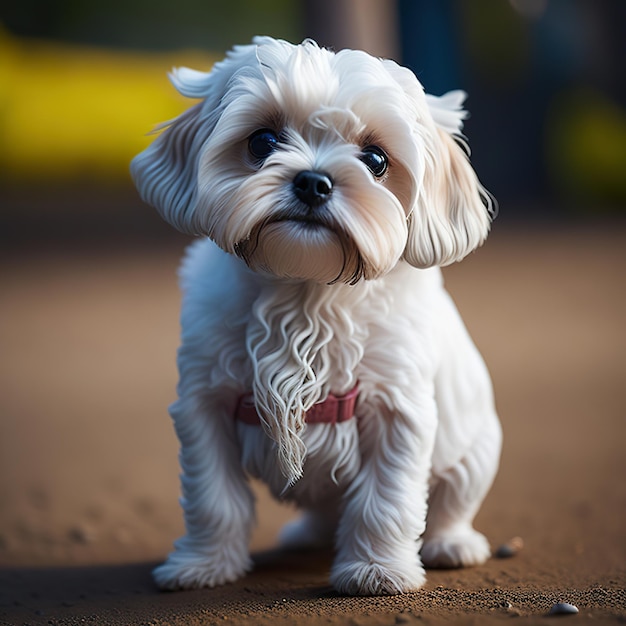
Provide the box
[153,541,252,590]
[421,528,490,569]
[330,559,426,596]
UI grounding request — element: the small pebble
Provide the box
[67,524,95,544]
[495,536,524,558]
[548,602,579,615]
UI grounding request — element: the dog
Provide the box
[131,36,501,596]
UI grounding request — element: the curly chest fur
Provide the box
[238,278,383,492]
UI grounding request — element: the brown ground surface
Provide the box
[1,220,625,625]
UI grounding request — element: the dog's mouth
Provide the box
[281,216,328,228]
[270,206,337,230]
[234,213,365,285]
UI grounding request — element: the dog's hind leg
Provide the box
[421,415,501,569]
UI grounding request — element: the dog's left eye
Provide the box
[359,146,388,178]
[248,129,279,161]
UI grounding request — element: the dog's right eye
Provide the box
[248,129,279,161]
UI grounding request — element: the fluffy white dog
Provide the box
[131,36,501,596]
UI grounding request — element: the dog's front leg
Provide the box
[153,393,255,590]
[330,395,437,596]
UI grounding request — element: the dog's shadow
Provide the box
[0,548,337,623]
[251,544,337,595]
[252,544,333,573]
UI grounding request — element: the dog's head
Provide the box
[131,37,494,283]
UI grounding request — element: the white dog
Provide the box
[131,36,501,596]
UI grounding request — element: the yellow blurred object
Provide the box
[0,28,216,183]
[546,89,626,208]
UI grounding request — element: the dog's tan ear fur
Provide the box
[130,43,259,235]
[130,102,209,234]
[403,92,494,268]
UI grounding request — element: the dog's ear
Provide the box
[403,91,495,268]
[130,43,259,235]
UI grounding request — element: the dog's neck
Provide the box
[245,278,375,484]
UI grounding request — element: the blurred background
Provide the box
[0,0,624,575]
[1,0,625,242]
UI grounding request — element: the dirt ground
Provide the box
[1,218,624,625]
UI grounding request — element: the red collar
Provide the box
[235,383,360,425]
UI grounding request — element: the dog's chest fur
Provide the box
[181,242,441,503]
[237,277,385,502]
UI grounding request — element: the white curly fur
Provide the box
[131,37,501,596]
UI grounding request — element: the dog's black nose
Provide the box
[293,170,333,207]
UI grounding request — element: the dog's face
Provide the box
[132,37,494,283]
